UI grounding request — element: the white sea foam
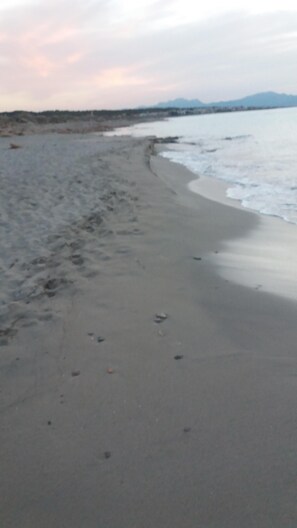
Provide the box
[110,108,297,225]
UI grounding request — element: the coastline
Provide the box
[153,150,297,301]
[1,129,297,527]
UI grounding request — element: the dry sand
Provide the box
[1,129,297,527]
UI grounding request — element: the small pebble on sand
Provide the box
[154,312,168,323]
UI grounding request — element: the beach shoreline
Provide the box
[152,149,297,301]
[1,127,297,527]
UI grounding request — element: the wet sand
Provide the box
[1,130,297,527]
[187,171,297,301]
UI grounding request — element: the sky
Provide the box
[1,0,297,111]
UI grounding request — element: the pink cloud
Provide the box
[94,67,151,88]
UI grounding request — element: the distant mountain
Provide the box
[211,91,297,108]
[153,97,205,109]
[152,92,297,109]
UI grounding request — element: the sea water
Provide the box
[111,107,297,225]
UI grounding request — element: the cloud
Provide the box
[1,0,297,110]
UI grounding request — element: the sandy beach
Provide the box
[1,127,297,527]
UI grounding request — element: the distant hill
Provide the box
[152,97,205,109]
[211,92,297,108]
[152,92,297,109]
